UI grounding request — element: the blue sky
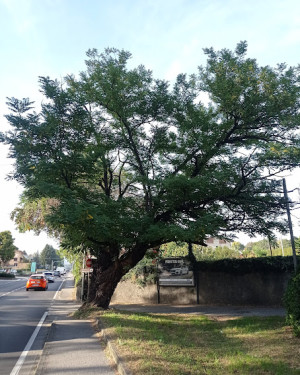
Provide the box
[0,0,299,253]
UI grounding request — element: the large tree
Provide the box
[0,231,17,264]
[40,244,61,269]
[2,42,300,307]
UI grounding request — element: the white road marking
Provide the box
[5,278,65,374]
[10,312,48,375]
[53,280,64,299]
[0,286,25,298]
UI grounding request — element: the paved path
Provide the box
[35,277,116,375]
[34,278,285,375]
[110,303,285,317]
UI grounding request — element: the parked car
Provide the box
[26,274,48,291]
[53,270,61,277]
[43,271,55,283]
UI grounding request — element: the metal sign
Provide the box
[158,257,195,286]
[86,258,92,268]
[81,268,93,273]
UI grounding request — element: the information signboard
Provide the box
[158,257,195,286]
[31,262,36,273]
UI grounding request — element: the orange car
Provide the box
[26,274,48,291]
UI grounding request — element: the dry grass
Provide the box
[73,307,300,375]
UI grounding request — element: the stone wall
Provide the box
[111,271,291,306]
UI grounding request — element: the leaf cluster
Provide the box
[196,255,298,274]
[2,42,300,262]
[0,231,17,264]
[284,271,300,336]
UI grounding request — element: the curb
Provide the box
[96,319,132,375]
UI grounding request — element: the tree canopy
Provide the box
[0,231,17,264]
[2,42,300,307]
[40,244,61,269]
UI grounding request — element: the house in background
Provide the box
[205,237,232,249]
[3,249,29,271]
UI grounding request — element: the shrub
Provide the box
[0,272,15,278]
[284,271,300,337]
[197,256,298,274]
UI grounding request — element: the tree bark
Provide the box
[87,245,149,309]
[89,263,124,309]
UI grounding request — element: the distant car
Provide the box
[56,267,66,275]
[53,270,61,277]
[26,274,48,291]
[10,269,18,274]
[43,272,55,283]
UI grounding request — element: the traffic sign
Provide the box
[86,258,92,268]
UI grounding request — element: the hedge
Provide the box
[0,272,15,278]
[195,256,298,274]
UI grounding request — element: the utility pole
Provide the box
[283,178,298,272]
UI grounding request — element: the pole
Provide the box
[283,178,298,272]
[188,242,199,304]
[87,269,90,302]
[81,252,85,302]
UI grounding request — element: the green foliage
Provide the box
[295,238,300,255]
[10,197,60,236]
[59,247,83,285]
[160,242,189,258]
[2,43,300,307]
[122,249,159,287]
[284,271,300,336]
[0,231,17,264]
[40,244,61,268]
[0,272,15,278]
[197,256,297,274]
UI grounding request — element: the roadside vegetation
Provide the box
[159,237,300,260]
[74,307,300,375]
[3,42,300,308]
[0,271,15,278]
[284,271,300,337]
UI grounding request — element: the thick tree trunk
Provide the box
[87,245,149,309]
[88,259,124,309]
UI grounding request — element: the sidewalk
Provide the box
[110,303,285,317]
[35,277,285,375]
[35,276,116,375]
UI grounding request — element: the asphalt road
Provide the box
[0,275,64,375]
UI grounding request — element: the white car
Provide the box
[43,271,55,283]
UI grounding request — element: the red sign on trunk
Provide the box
[86,258,92,268]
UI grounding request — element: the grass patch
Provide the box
[77,306,300,375]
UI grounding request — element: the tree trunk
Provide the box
[87,245,149,309]
[88,259,124,309]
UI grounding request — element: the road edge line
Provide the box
[10,311,48,375]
